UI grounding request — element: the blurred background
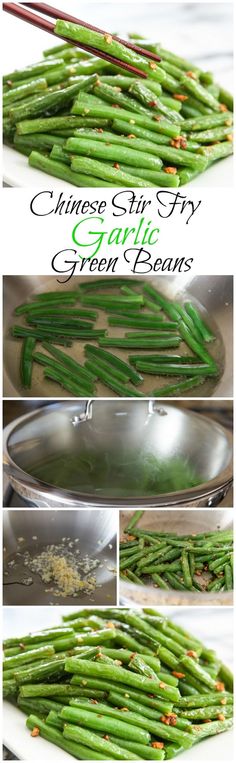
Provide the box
[2,2,233,89]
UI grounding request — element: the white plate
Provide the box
[3,701,234,761]
[3,607,234,761]
[3,144,233,189]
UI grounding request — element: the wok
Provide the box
[3,509,117,605]
[3,400,233,508]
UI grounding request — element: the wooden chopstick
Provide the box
[23,2,161,63]
[3,1,160,77]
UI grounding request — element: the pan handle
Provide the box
[71,399,94,426]
[149,401,168,417]
[71,400,168,426]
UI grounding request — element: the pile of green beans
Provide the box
[3,608,233,759]
[10,278,221,397]
[120,513,233,593]
[3,24,233,187]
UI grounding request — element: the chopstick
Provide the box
[3,1,161,78]
[24,3,161,63]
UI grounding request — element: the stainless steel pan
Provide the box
[3,509,117,605]
[3,275,233,397]
[3,400,233,508]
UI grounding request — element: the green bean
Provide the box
[178,656,216,689]
[3,77,47,105]
[121,287,163,314]
[3,645,55,671]
[3,58,66,83]
[72,100,181,138]
[64,658,180,701]
[107,736,165,760]
[209,554,231,572]
[55,20,164,82]
[99,337,181,349]
[84,358,144,397]
[178,166,204,184]
[101,646,160,672]
[12,324,105,339]
[176,704,233,720]
[15,298,79,314]
[178,322,217,368]
[183,302,215,342]
[218,663,234,693]
[10,77,98,123]
[182,112,232,131]
[72,154,156,186]
[63,722,138,759]
[18,697,64,715]
[42,342,96,383]
[218,87,233,111]
[14,132,65,153]
[175,692,233,708]
[223,564,233,591]
[130,354,195,364]
[152,573,171,589]
[118,163,180,185]
[198,140,233,161]
[142,284,180,320]
[46,709,64,729]
[191,717,233,740]
[60,703,151,743]
[157,47,200,74]
[33,352,94,393]
[125,511,144,531]
[28,316,95,329]
[93,82,149,114]
[71,694,190,731]
[164,743,184,759]
[3,679,17,697]
[108,314,177,328]
[163,573,188,591]
[26,715,111,760]
[188,125,233,143]
[43,366,94,396]
[72,127,177,160]
[84,344,143,385]
[68,135,163,167]
[16,115,110,134]
[80,278,143,292]
[135,361,216,376]
[181,552,192,588]
[20,336,36,388]
[179,75,221,111]
[29,150,115,187]
[85,353,129,383]
[71,132,205,171]
[3,628,74,649]
[129,81,181,122]
[112,117,171,144]
[122,570,143,585]
[152,376,206,396]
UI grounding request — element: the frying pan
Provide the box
[3,509,117,605]
[3,275,233,397]
[3,400,233,507]
[120,509,233,606]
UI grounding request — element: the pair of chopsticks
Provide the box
[3,2,161,77]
